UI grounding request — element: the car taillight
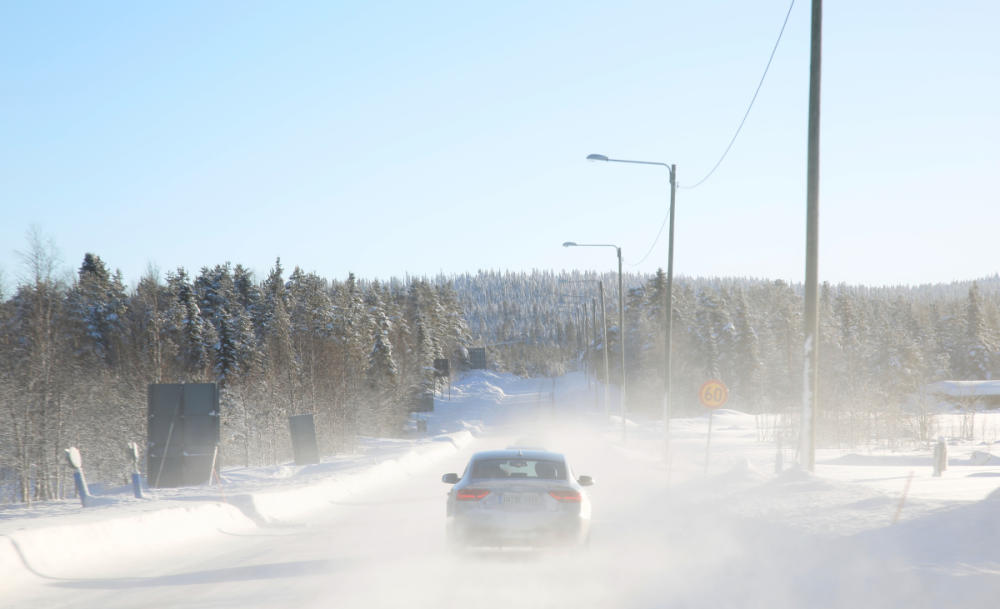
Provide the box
[457,488,490,501]
[549,490,582,502]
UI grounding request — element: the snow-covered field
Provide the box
[2,370,999,608]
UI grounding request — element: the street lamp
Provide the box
[560,278,612,419]
[563,241,626,440]
[587,153,677,460]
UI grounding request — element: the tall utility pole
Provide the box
[580,302,590,389]
[616,246,626,441]
[598,281,610,420]
[802,0,823,472]
[664,163,677,461]
[559,278,612,418]
[592,297,599,409]
[561,248,618,423]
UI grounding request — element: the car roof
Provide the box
[471,448,565,462]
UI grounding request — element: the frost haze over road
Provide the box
[4,371,1000,608]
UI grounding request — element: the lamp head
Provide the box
[586,154,609,162]
[562,241,578,247]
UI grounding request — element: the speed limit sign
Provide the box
[699,380,729,409]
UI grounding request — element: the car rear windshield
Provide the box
[470,458,566,480]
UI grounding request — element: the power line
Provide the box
[621,0,796,268]
[624,212,669,268]
[682,0,797,190]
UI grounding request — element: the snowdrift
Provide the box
[0,430,473,588]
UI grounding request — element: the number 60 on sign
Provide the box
[699,380,728,409]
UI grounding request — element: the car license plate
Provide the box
[502,493,540,507]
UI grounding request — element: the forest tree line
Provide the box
[454,269,1000,447]
[1,241,470,504]
[3,236,999,505]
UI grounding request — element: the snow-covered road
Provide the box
[4,372,1000,608]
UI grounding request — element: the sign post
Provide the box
[699,380,729,475]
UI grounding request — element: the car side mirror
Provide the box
[442,473,460,484]
[577,475,594,487]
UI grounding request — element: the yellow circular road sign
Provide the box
[699,380,729,409]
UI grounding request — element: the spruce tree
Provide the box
[167,268,214,380]
[67,253,128,368]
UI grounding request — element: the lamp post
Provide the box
[563,241,626,440]
[561,278,612,418]
[587,153,676,459]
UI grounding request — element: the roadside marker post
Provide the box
[933,438,947,477]
[64,447,93,507]
[127,441,144,498]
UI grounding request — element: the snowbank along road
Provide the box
[3,371,1000,609]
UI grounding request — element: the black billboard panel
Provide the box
[288,414,320,465]
[469,347,487,369]
[147,383,220,488]
[433,358,450,377]
[410,392,434,413]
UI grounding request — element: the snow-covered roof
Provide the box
[926,380,1000,397]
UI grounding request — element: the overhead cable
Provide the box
[682,0,797,190]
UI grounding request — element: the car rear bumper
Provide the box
[448,513,590,548]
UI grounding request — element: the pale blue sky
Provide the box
[2,1,997,290]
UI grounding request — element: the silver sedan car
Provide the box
[441,448,593,549]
